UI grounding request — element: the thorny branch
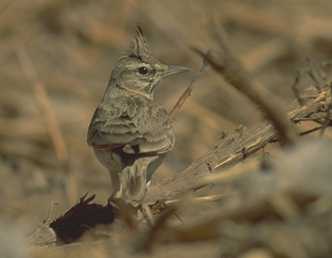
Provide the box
[146,67,332,205]
[145,26,332,205]
[137,139,332,256]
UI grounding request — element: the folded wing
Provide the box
[87,100,174,156]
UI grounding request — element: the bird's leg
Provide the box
[119,158,160,225]
[120,160,149,203]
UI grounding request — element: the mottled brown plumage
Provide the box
[87,27,188,205]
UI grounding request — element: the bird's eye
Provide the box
[138,66,149,75]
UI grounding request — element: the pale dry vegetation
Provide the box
[1,1,332,258]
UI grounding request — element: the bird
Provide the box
[87,27,189,207]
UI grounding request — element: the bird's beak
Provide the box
[162,65,190,78]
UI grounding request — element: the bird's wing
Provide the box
[87,101,174,155]
[138,106,175,154]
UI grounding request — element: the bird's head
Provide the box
[107,27,189,100]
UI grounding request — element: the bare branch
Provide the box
[193,27,298,146]
[145,87,331,204]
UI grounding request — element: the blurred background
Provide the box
[1,0,332,249]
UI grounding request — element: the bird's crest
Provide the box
[128,26,152,61]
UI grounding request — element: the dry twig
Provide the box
[16,48,68,163]
[146,85,331,203]
[16,48,78,204]
[169,54,207,120]
[290,71,305,106]
[193,26,298,146]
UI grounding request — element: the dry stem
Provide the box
[193,27,298,146]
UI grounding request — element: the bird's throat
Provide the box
[120,85,153,100]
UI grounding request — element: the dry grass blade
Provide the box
[16,48,68,163]
[169,54,207,120]
[193,26,298,147]
[169,82,193,120]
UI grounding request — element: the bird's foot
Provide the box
[137,204,155,226]
[107,196,160,227]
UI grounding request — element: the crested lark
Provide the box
[87,27,188,206]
